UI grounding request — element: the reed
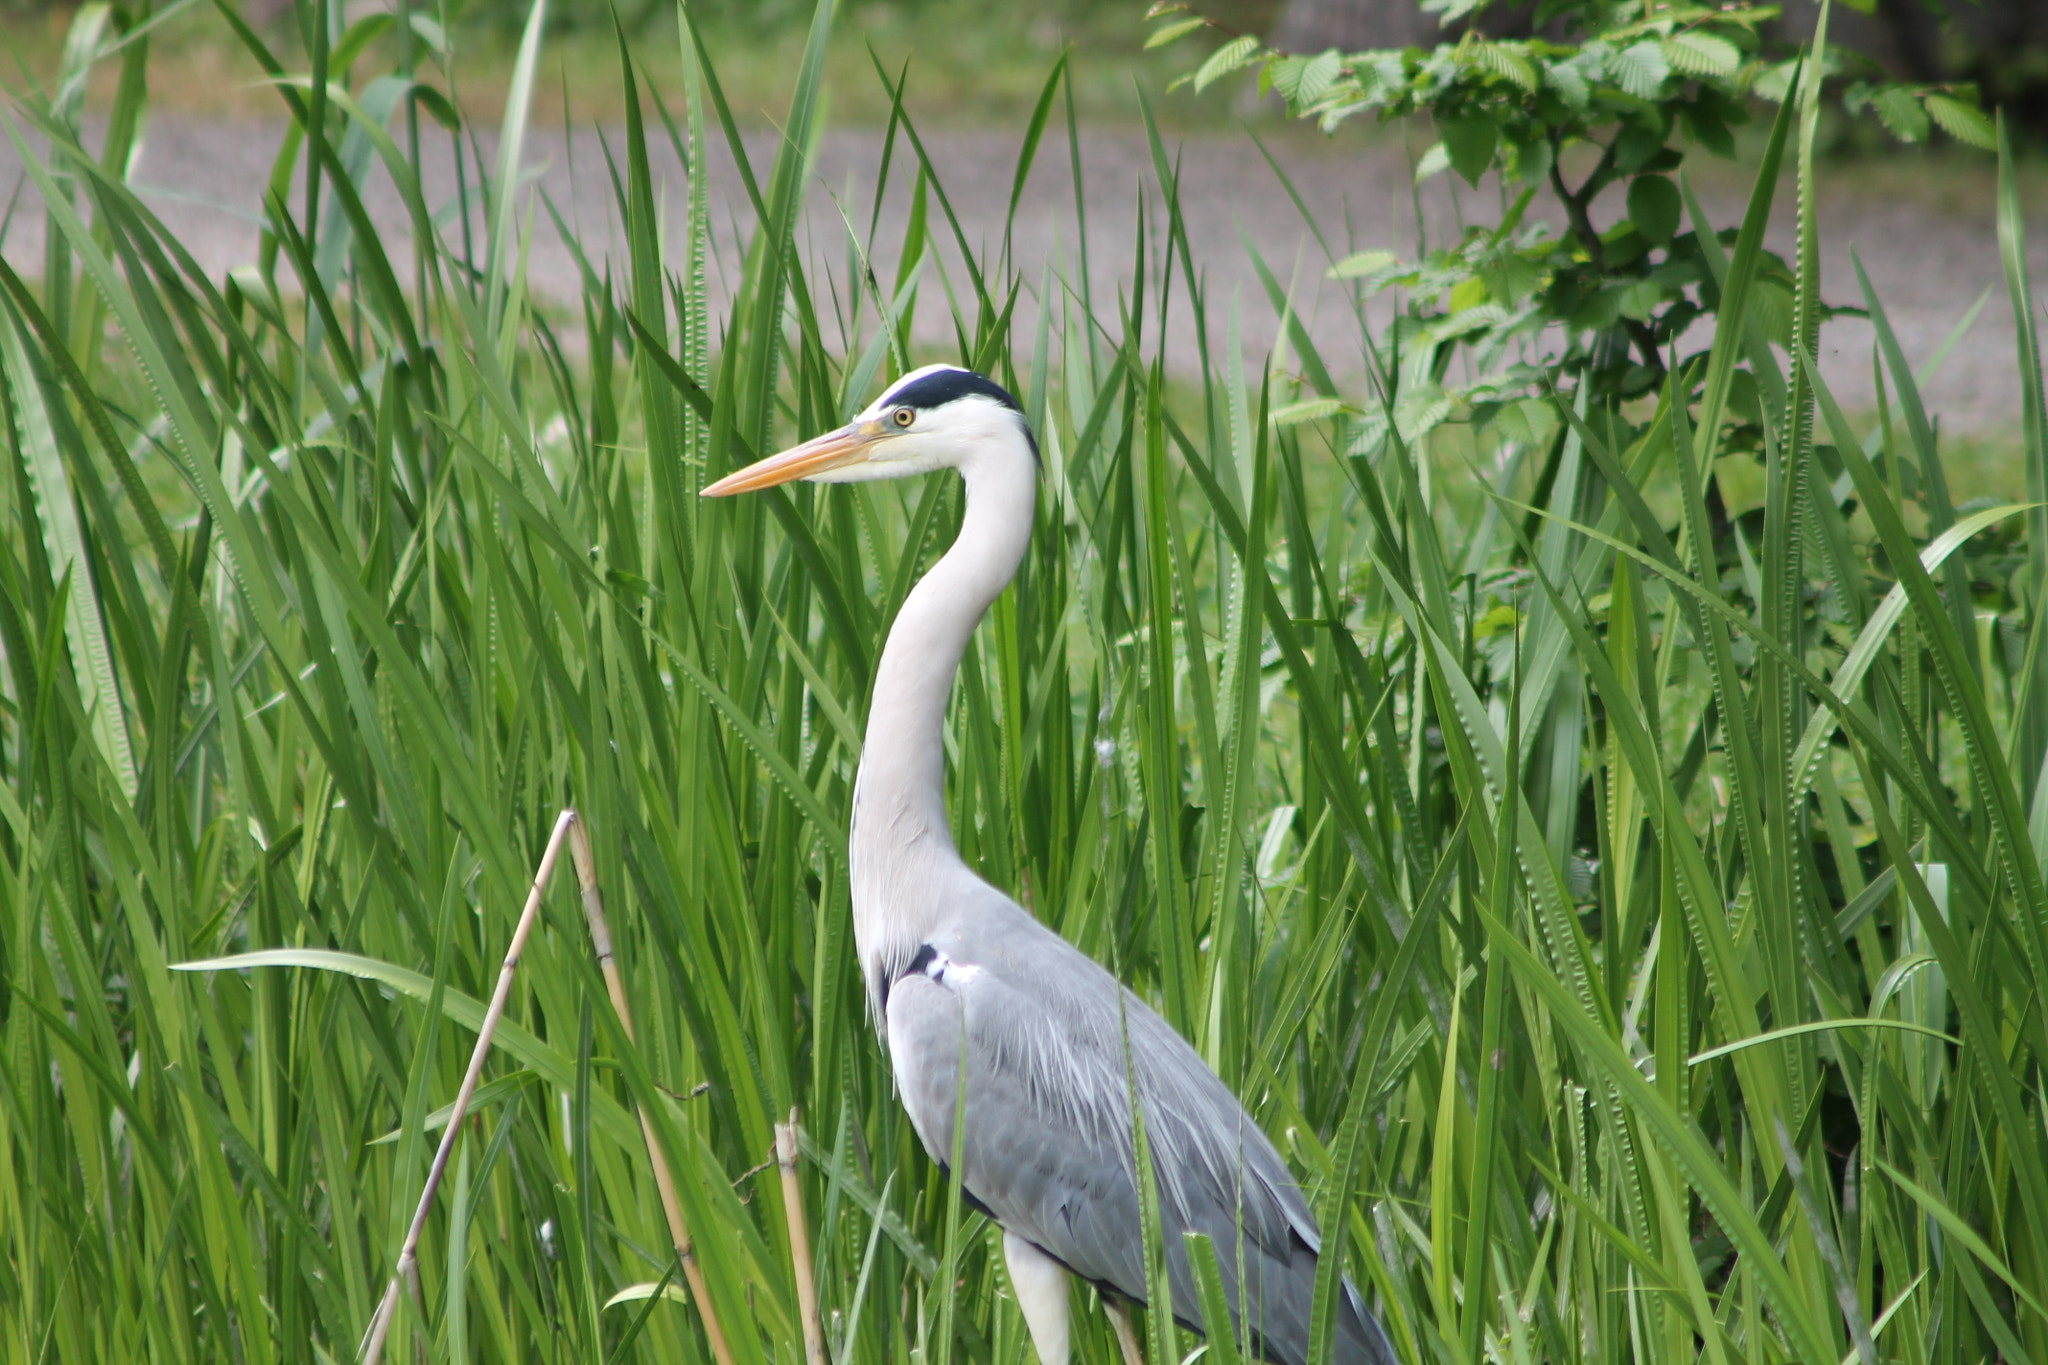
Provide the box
[0,2,2043,1364]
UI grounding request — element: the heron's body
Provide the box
[706,366,1398,1365]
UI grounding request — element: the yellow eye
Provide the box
[892,406,915,428]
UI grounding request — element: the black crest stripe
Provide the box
[881,367,1039,467]
[883,367,1024,414]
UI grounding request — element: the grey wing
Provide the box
[883,908,1398,1365]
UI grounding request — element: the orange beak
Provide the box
[701,420,888,496]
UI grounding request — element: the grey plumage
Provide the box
[705,364,1401,1365]
[885,878,1397,1365]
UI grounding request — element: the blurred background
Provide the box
[1,0,2043,446]
[4,0,2045,131]
[1275,0,2048,132]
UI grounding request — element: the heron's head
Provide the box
[701,364,1038,497]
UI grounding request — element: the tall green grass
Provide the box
[2,2,2047,1364]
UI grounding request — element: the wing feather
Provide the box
[883,898,1396,1365]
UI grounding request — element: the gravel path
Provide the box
[4,114,2043,434]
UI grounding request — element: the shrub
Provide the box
[1152,0,1996,429]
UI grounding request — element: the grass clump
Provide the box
[1,2,2047,1365]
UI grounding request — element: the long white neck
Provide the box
[851,449,1036,1010]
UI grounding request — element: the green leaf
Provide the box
[605,1283,693,1309]
[1440,115,1498,188]
[1874,1159,2048,1320]
[1330,249,1398,279]
[1616,277,1664,321]
[1612,40,1671,98]
[174,950,645,1148]
[1689,1018,1960,1065]
[1926,94,1995,149]
[1754,57,1801,103]
[1614,120,1666,172]
[1144,16,1207,48]
[1288,49,1344,104]
[1476,906,1840,1365]
[1494,395,1560,450]
[1395,381,1453,441]
[1470,41,1539,92]
[485,0,549,325]
[1545,58,1591,107]
[1185,1236,1244,1365]
[0,312,138,800]
[1998,111,2048,822]
[367,1072,538,1144]
[1193,34,1259,92]
[1270,398,1350,426]
[1627,173,1682,245]
[1786,503,2027,800]
[1872,86,1930,142]
[1663,32,1739,77]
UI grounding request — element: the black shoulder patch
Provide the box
[885,367,1024,414]
[877,942,939,1015]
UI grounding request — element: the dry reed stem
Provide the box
[565,815,736,1365]
[1109,1301,1147,1365]
[775,1110,830,1365]
[361,809,577,1365]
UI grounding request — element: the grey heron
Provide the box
[704,365,1400,1365]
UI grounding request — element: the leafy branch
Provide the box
[1152,0,1994,448]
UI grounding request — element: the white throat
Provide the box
[849,440,1037,1012]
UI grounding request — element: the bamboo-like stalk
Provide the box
[361,808,577,1365]
[1108,1301,1147,1365]
[775,1109,829,1365]
[565,815,736,1365]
